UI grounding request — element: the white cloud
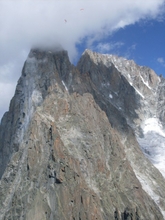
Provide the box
[122,43,137,59]
[0,0,165,120]
[130,44,137,50]
[157,57,165,66]
[95,42,124,54]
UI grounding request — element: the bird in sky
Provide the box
[64,9,84,23]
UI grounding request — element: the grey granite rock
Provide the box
[0,48,165,220]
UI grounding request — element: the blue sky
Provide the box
[76,19,165,76]
[0,0,165,120]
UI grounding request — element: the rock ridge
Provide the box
[0,48,165,219]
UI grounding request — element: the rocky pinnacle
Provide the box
[0,48,165,220]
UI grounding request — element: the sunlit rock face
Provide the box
[78,49,165,178]
[0,48,165,220]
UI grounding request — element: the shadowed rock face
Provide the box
[0,48,165,220]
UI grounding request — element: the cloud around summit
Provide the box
[1,0,164,61]
[0,0,165,119]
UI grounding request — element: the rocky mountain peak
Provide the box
[78,50,165,178]
[81,49,160,92]
[0,48,165,220]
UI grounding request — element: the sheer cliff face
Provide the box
[0,49,165,220]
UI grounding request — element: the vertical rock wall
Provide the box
[0,48,165,220]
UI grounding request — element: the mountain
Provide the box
[0,48,165,220]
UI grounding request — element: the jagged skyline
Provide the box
[0,0,165,120]
[1,47,165,219]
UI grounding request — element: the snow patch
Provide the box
[109,94,113,99]
[62,80,68,91]
[136,172,165,219]
[114,64,120,72]
[140,74,152,90]
[137,118,165,177]
[134,87,144,99]
[142,118,165,137]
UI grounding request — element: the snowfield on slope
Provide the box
[137,118,165,178]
